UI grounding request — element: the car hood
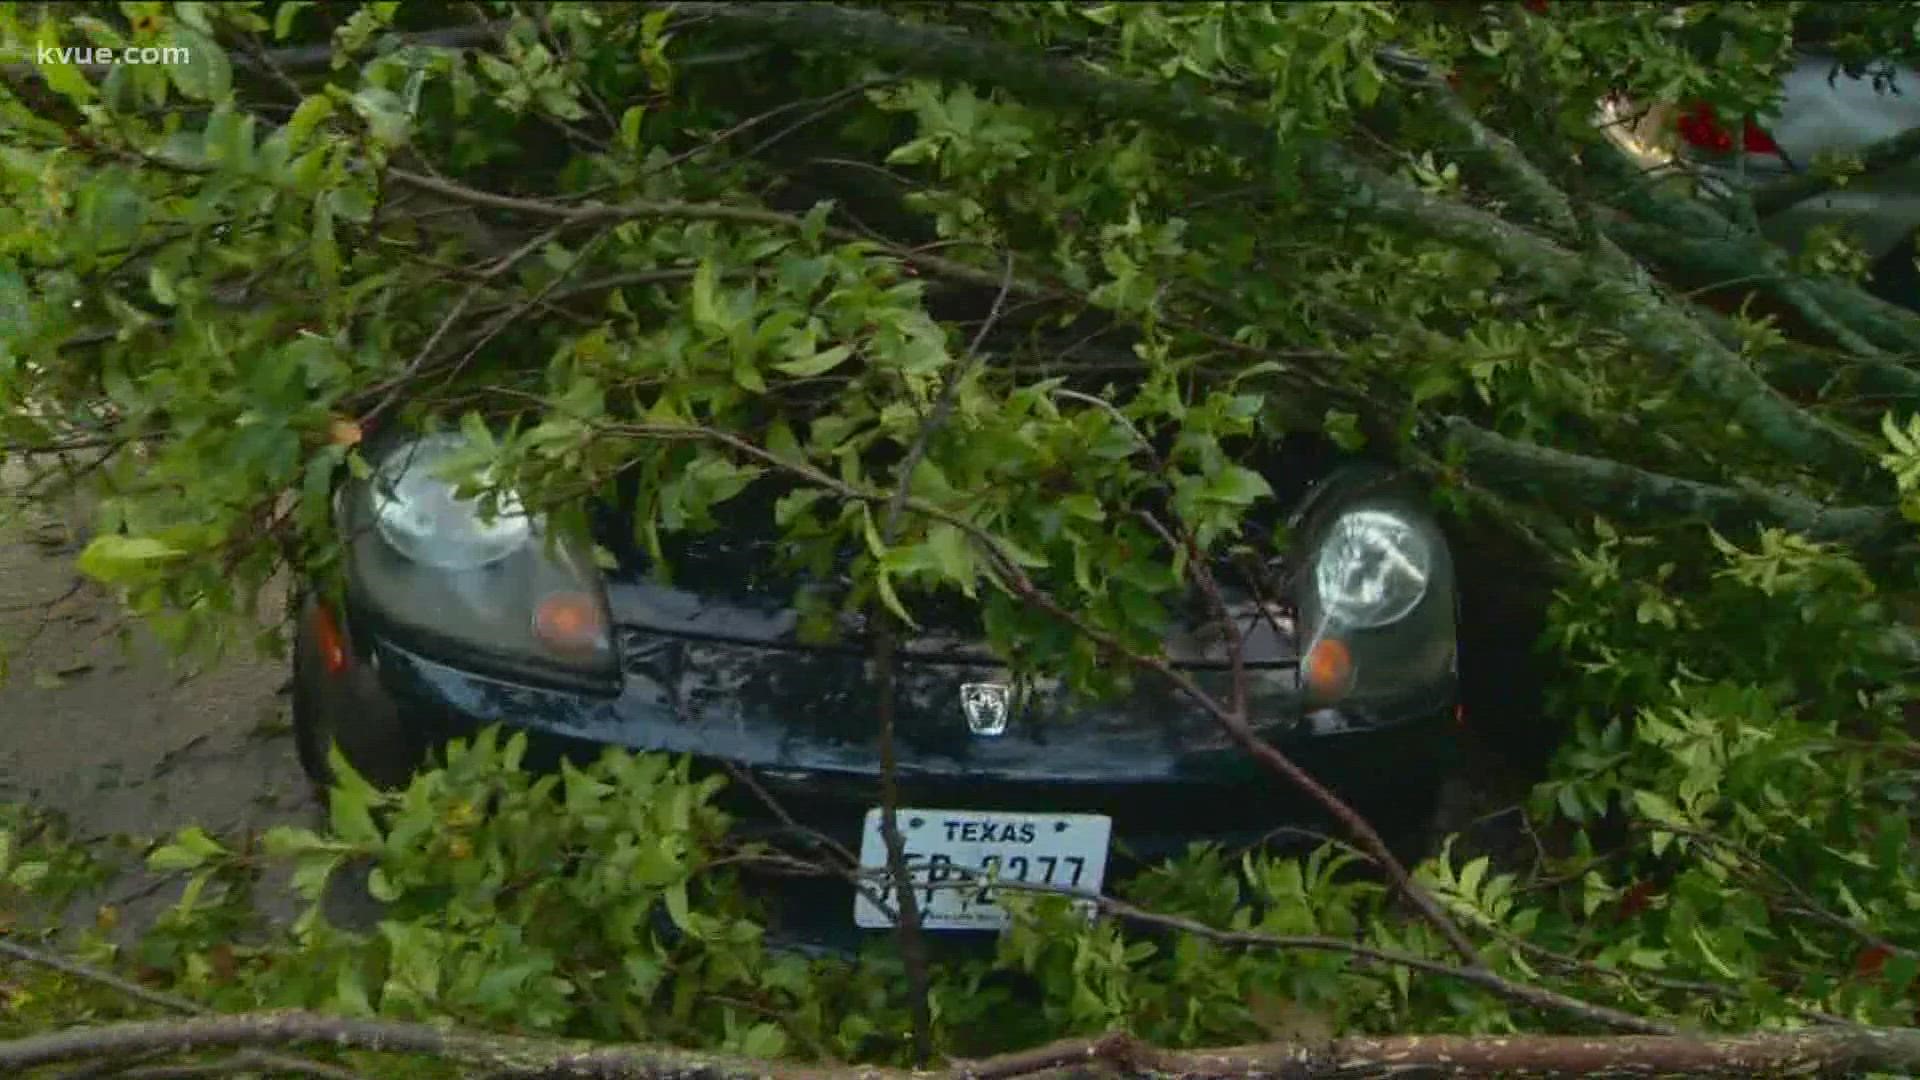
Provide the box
[588,473,1304,669]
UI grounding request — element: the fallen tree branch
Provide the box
[863,257,1015,1064]
[1604,218,1914,371]
[1439,417,1904,548]
[1382,51,1580,241]
[5,1010,1920,1077]
[0,940,369,1080]
[1588,142,1920,360]
[386,168,1058,300]
[663,2,1879,489]
[1751,120,1920,218]
[889,871,1674,1036]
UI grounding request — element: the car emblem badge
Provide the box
[959,682,1010,736]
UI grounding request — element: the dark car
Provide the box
[292,428,1460,948]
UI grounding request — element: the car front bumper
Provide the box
[299,600,1459,951]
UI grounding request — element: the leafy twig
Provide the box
[0,941,367,1080]
[868,255,1017,1064]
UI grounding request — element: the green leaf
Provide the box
[1627,948,1669,970]
[1632,789,1686,827]
[366,866,401,901]
[77,535,187,584]
[664,881,691,932]
[145,845,204,872]
[176,826,227,860]
[335,965,375,1016]
[285,95,335,148]
[327,773,382,844]
[1883,412,1916,456]
[1457,855,1489,900]
[1691,927,1742,980]
[1410,367,1457,406]
[326,184,375,225]
[731,359,767,393]
[312,196,339,290]
[874,569,920,628]
[1202,465,1272,506]
[691,259,720,329]
[275,1,315,40]
[800,201,834,246]
[165,27,232,102]
[740,1023,789,1059]
[261,826,341,858]
[352,86,412,147]
[147,827,225,873]
[928,523,974,589]
[1324,409,1366,451]
[775,489,824,527]
[147,263,178,307]
[773,344,855,377]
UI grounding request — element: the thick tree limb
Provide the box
[1602,218,1918,374]
[1588,143,1920,358]
[5,1010,1920,1078]
[1440,418,1903,547]
[1380,51,1581,241]
[1316,155,1880,484]
[666,3,1879,489]
[1798,275,1920,356]
[1752,120,1920,218]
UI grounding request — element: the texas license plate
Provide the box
[851,808,1112,930]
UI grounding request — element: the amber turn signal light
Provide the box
[311,602,349,676]
[533,591,606,657]
[1304,636,1353,700]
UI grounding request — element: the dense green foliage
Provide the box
[5,0,1920,1072]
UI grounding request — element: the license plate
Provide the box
[852,807,1112,930]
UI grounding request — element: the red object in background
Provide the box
[1677,103,1734,153]
[1676,102,1783,157]
[1616,879,1658,921]
[1523,0,1548,13]
[1855,943,1894,979]
[1742,119,1781,155]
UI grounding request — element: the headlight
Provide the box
[342,434,616,687]
[1313,509,1432,628]
[372,433,531,570]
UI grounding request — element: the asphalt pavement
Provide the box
[0,464,320,936]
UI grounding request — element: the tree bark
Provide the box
[1440,418,1904,549]
[672,2,1884,491]
[6,1012,1920,1078]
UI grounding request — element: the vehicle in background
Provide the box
[1599,56,1920,307]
